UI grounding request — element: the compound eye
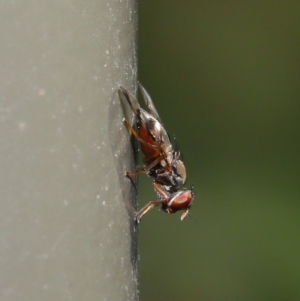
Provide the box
[168,190,193,213]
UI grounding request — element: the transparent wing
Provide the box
[138,82,163,124]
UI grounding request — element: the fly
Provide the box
[118,83,194,222]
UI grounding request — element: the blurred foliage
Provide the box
[137,1,300,300]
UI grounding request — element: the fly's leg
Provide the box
[126,154,164,178]
[135,183,170,223]
[123,119,159,151]
[153,182,170,199]
[135,200,163,223]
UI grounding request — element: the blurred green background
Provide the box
[137,1,300,300]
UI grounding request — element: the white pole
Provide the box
[0,0,138,300]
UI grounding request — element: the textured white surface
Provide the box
[0,0,138,300]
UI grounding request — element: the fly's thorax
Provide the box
[160,159,167,167]
[148,158,186,191]
[141,110,172,150]
[171,159,187,186]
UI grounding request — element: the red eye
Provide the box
[167,190,194,212]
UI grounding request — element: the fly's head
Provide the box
[162,189,195,220]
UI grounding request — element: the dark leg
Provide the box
[135,183,171,223]
[123,119,159,151]
[126,155,163,178]
[135,200,163,223]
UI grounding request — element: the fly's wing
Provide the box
[118,86,141,116]
[118,86,141,127]
[141,110,173,163]
[138,82,163,125]
[138,83,173,158]
[120,84,173,164]
[140,110,168,143]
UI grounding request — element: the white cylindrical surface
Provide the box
[0,1,138,300]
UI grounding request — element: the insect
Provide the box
[118,83,194,222]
